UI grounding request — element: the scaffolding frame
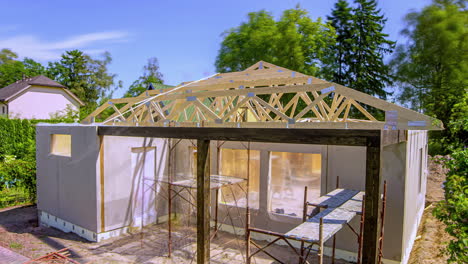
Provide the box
[246,180,388,264]
[139,138,252,261]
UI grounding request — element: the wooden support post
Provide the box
[197,139,211,264]
[362,136,381,264]
[319,217,324,264]
[300,186,308,263]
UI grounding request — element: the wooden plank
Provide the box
[197,139,210,264]
[362,136,381,264]
[308,189,359,209]
[285,207,358,243]
[97,126,377,146]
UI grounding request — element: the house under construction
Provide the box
[35,61,442,264]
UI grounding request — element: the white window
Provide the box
[50,134,72,157]
[219,148,260,209]
[270,152,322,217]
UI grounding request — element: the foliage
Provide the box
[0,117,36,161]
[0,48,17,64]
[0,159,36,202]
[215,6,336,77]
[124,57,164,97]
[390,0,467,154]
[325,0,395,100]
[47,50,120,117]
[433,148,468,263]
[0,49,48,88]
[49,104,81,123]
[0,187,29,208]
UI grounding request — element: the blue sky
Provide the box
[0,0,431,98]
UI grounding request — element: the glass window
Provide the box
[220,148,260,209]
[50,134,71,157]
[270,152,321,217]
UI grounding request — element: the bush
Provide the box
[433,148,468,263]
[0,117,36,161]
[0,159,36,202]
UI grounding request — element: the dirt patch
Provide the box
[0,205,347,264]
[408,156,451,264]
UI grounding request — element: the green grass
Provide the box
[0,187,30,209]
[9,242,23,249]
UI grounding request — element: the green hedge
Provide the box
[0,118,36,161]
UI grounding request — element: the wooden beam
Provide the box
[197,139,211,264]
[362,136,381,264]
[381,130,407,147]
[97,126,378,146]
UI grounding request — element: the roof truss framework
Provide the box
[83,61,442,130]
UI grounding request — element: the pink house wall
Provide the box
[8,86,80,119]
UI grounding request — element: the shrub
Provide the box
[0,159,36,202]
[433,148,468,263]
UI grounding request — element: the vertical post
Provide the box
[318,217,324,264]
[197,139,211,264]
[358,195,366,264]
[378,181,388,264]
[214,188,219,235]
[246,142,251,264]
[300,186,308,263]
[332,176,339,264]
[168,140,173,257]
[362,136,381,264]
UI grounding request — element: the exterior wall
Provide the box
[36,124,100,234]
[101,136,169,232]
[0,102,7,116]
[8,86,80,119]
[401,131,428,264]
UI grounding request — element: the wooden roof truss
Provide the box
[83,61,442,130]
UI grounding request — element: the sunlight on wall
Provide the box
[50,134,71,157]
[220,148,260,209]
[270,152,321,216]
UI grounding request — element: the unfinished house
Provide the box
[36,61,442,264]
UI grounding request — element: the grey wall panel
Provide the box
[36,125,100,232]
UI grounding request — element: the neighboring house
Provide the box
[0,75,84,119]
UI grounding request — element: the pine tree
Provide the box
[325,0,354,85]
[352,0,395,99]
[326,0,395,100]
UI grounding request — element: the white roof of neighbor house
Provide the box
[83,61,442,130]
[0,75,84,106]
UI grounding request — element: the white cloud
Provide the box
[0,31,129,61]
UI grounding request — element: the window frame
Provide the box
[49,134,72,157]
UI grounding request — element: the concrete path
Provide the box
[0,246,30,264]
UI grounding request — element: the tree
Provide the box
[215,7,336,77]
[124,57,164,97]
[352,0,395,99]
[324,0,354,85]
[0,48,17,64]
[390,0,467,153]
[325,0,395,100]
[48,50,119,116]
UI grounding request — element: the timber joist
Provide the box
[83,61,443,131]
